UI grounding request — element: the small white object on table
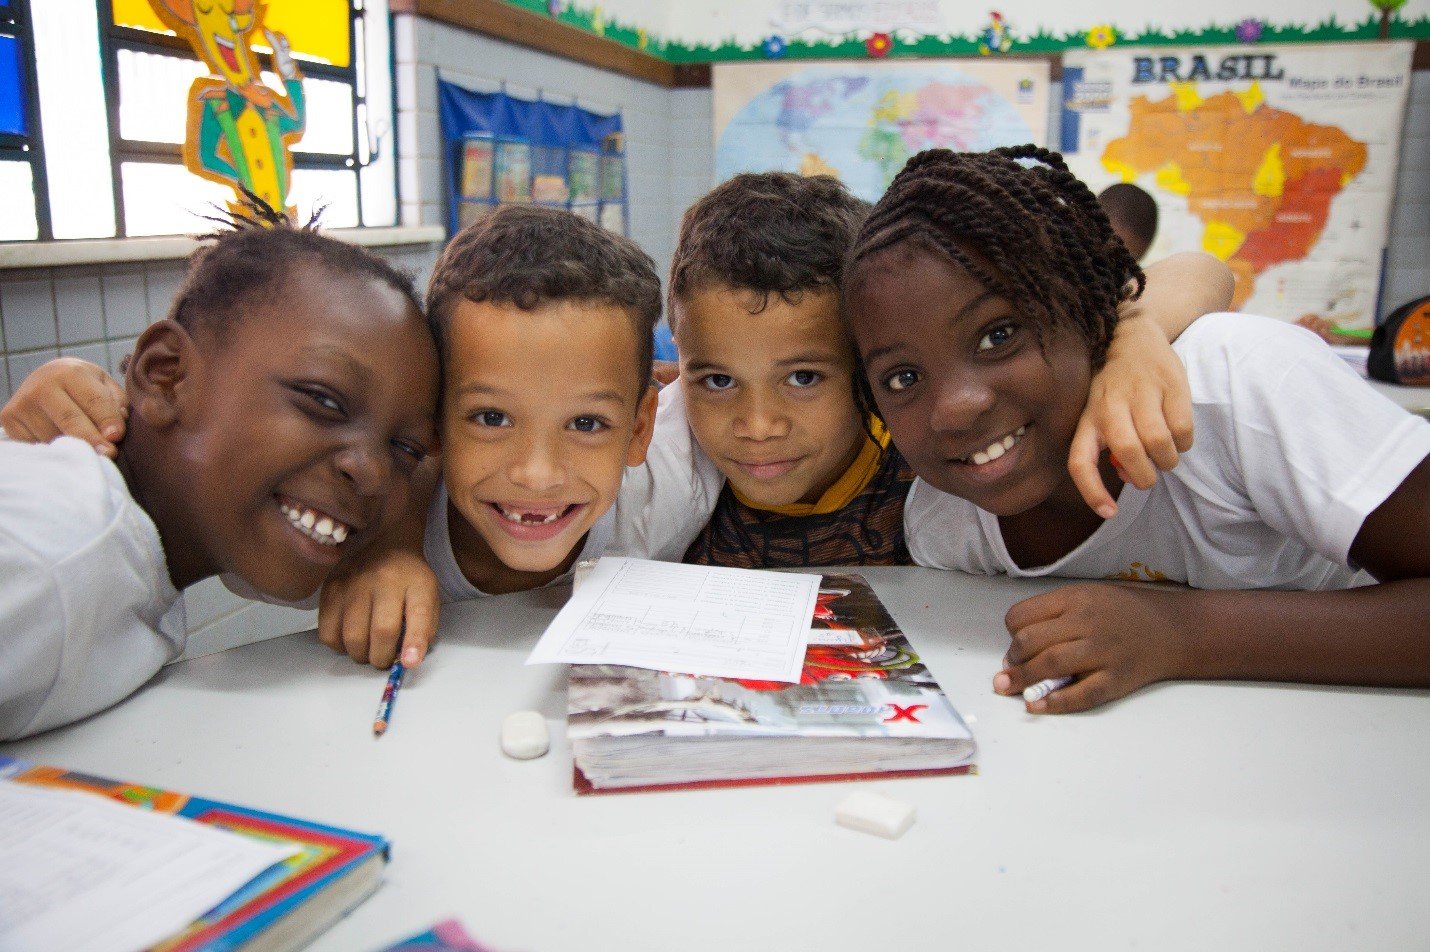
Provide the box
[4,569,1428,951]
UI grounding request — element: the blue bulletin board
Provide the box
[438,77,627,238]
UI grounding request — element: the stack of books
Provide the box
[568,573,976,793]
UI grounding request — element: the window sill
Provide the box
[0,225,447,271]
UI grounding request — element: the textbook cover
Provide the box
[0,756,387,952]
[568,573,976,793]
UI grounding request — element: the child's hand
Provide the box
[1069,316,1193,519]
[317,548,439,669]
[0,358,128,457]
[992,583,1191,713]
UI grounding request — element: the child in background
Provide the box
[844,145,1430,714]
[665,172,1235,567]
[0,211,440,739]
[1097,182,1158,262]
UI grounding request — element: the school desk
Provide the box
[4,568,1427,952]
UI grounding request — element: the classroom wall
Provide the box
[659,0,1430,48]
[393,15,688,279]
[0,17,1425,658]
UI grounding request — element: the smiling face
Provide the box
[136,265,439,600]
[441,298,655,591]
[845,244,1093,518]
[673,286,866,508]
[186,0,260,86]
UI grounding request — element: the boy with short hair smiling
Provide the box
[666,172,1234,568]
[315,205,678,665]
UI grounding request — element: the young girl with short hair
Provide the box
[0,208,440,738]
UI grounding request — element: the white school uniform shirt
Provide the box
[423,383,724,602]
[905,313,1430,589]
[0,437,187,740]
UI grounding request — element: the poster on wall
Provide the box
[713,59,1050,203]
[1062,42,1413,330]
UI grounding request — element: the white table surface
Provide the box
[5,567,1428,952]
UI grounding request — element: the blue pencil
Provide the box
[372,656,406,737]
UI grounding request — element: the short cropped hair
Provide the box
[1097,182,1158,260]
[669,172,870,319]
[171,201,421,342]
[426,205,661,386]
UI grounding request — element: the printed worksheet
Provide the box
[527,557,821,682]
[0,781,299,952]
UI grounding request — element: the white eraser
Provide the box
[835,791,916,840]
[500,710,550,760]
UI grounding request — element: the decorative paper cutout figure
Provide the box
[149,0,306,218]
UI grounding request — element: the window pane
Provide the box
[120,161,232,237]
[111,0,167,34]
[118,48,204,144]
[0,34,25,136]
[358,0,396,227]
[117,0,353,69]
[285,74,353,155]
[32,0,114,238]
[0,159,37,239]
[261,1,351,69]
[290,167,358,228]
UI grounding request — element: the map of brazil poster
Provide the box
[713,60,1050,205]
[1063,43,1413,329]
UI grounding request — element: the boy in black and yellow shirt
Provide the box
[663,172,1233,568]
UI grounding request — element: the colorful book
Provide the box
[568,573,976,793]
[381,919,495,951]
[0,756,387,952]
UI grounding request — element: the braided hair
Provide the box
[171,194,421,343]
[846,144,1144,367]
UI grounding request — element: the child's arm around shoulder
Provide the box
[1070,251,1234,518]
[0,358,128,455]
[999,323,1430,713]
[317,455,442,669]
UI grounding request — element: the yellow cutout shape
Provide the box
[115,0,351,68]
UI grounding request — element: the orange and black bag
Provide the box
[1369,295,1430,386]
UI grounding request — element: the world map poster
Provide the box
[1062,43,1413,330]
[713,60,1050,204]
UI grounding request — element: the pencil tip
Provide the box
[372,721,386,736]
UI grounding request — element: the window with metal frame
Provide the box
[100,0,394,238]
[0,0,49,240]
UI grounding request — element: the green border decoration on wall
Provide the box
[502,0,1429,64]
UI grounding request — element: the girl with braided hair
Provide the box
[845,145,1430,715]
